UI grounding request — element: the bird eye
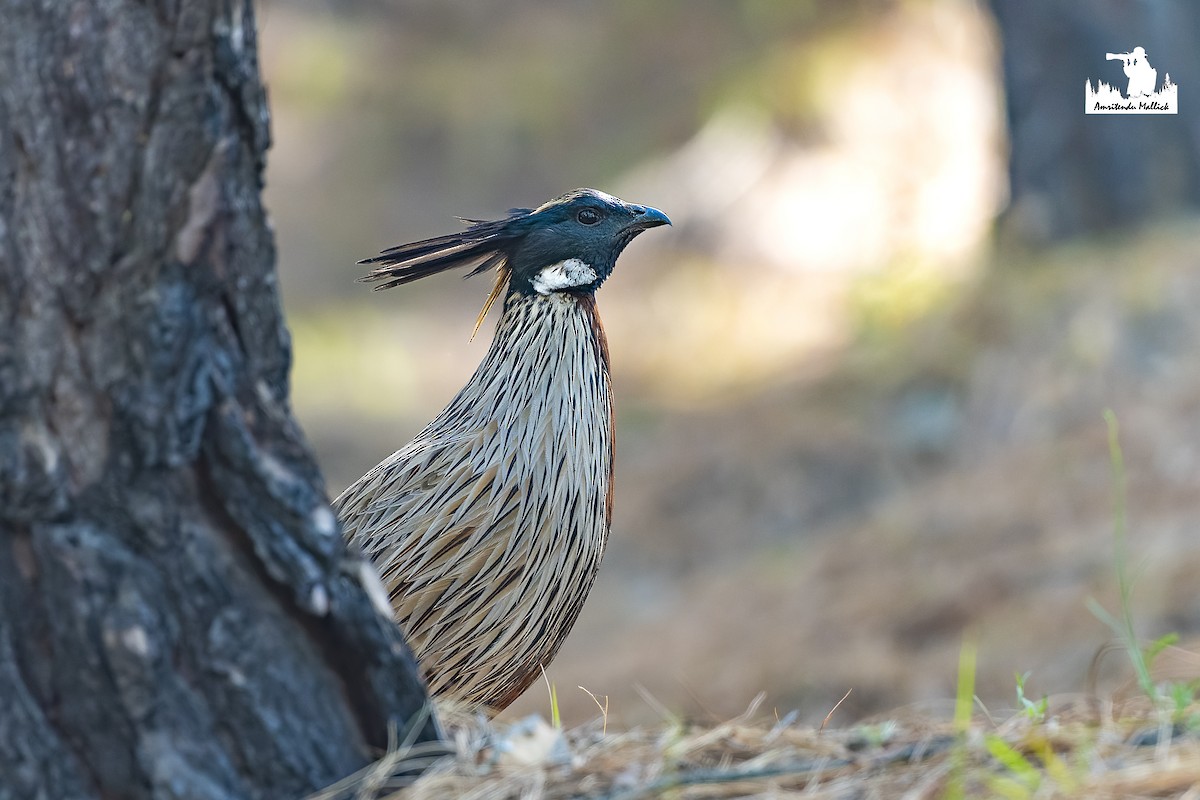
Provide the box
[576,208,601,225]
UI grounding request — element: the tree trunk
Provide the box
[989,0,1200,243]
[0,2,440,798]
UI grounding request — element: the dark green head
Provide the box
[502,189,671,295]
[358,188,670,298]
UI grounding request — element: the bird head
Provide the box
[358,188,670,332]
[502,189,671,295]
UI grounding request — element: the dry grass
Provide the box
[307,690,1200,800]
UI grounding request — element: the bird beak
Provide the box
[627,204,672,230]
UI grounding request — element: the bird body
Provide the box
[335,189,668,712]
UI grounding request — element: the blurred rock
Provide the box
[492,716,571,768]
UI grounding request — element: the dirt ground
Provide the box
[313,693,1200,799]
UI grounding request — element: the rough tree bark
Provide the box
[0,2,440,798]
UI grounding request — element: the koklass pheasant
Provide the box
[335,189,670,713]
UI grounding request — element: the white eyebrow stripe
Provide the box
[531,258,597,294]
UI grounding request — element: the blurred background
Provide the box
[259,0,1200,727]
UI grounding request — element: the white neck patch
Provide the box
[531,258,598,295]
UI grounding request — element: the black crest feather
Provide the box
[357,211,531,292]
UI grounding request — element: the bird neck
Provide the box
[499,288,610,370]
[434,290,612,438]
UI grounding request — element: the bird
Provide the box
[334,188,670,714]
